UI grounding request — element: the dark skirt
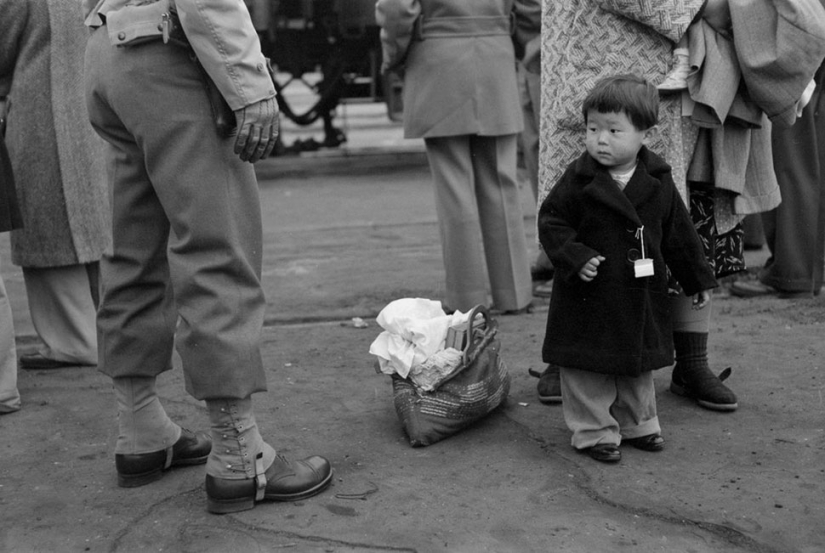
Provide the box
[690,185,745,279]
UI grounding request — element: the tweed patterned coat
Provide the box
[538,0,704,206]
[0,0,110,268]
[538,0,811,220]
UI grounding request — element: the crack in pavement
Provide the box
[108,485,418,553]
[223,516,419,552]
[502,412,788,553]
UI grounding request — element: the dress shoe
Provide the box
[623,434,665,452]
[528,366,562,404]
[206,453,333,514]
[0,404,21,415]
[585,444,621,463]
[498,302,535,316]
[729,280,820,299]
[19,352,92,370]
[116,428,212,488]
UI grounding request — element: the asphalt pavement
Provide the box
[1,101,824,553]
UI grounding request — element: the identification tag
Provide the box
[634,258,654,278]
[634,226,654,278]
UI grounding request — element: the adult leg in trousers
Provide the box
[425,135,492,312]
[86,32,330,507]
[758,66,825,297]
[470,134,533,312]
[0,263,20,415]
[19,264,98,368]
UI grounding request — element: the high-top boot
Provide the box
[204,398,333,514]
[657,48,691,91]
[113,376,211,487]
[670,332,738,411]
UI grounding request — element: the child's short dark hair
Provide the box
[582,74,659,131]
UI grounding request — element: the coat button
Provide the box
[117,32,126,41]
[627,248,641,262]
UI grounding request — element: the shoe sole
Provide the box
[117,454,209,488]
[670,382,738,412]
[537,395,562,405]
[207,470,334,515]
[118,467,166,488]
[20,360,89,370]
[729,289,773,298]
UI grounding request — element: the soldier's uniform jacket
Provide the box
[82,0,275,111]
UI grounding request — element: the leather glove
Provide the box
[233,96,279,163]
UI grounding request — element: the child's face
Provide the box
[585,109,654,173]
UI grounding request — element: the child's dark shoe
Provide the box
[623,434,664,452]
[585,443,621,463]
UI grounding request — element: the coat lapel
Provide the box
[578,148,670,227]
[577,153,643,227]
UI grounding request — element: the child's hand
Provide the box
[692,290,711,310]
[578,256,605,282]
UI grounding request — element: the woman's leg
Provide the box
[670,294,738,411]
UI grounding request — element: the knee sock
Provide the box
[672,331,709,377]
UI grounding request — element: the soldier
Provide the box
[83,0,332,513]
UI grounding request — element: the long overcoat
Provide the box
[376,0,540,139]
[538,0,705,204]
[539,148,718,377]
[0,0,110,268]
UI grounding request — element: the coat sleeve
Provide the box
[513,0,541,60]
[660,182,718,295]
[175,0,276,111]
[595,0,704,43]
[538,172,602,284]
[375,0,420,74]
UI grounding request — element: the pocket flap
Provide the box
[107,0,170,47]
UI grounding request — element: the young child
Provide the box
[538,74,718,463]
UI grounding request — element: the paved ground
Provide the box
[1,102,824,553]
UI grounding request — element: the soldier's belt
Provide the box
[413,14,514,41]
